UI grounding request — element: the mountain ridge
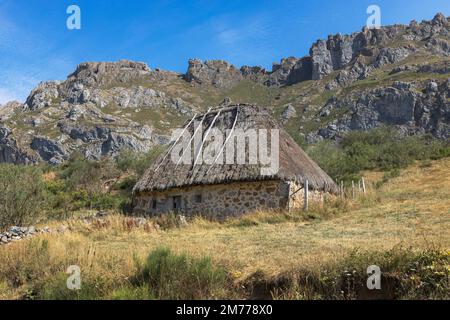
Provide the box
[0,13,449,164]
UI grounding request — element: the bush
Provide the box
[271,247,450,300]
[307,127,450,182]
[59,153,119,195]
[90,193,124,210]
[307,141,353,182]
[133,247,229,299]
[116,146,166,176]
[39,274,104,300]
[30,148,166,217]
[0,164,46,228]
[114,176,137,191]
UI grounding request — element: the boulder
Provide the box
[281,104,297,121]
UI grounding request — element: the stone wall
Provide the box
[287,181,331,209]
[0,225,67,245]
[133,180,291,218]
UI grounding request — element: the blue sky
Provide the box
[0,0,449,104]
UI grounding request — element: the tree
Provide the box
[0,164,46,228]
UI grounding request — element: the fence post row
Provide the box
[341,178,367,199]
[304,179,309,211]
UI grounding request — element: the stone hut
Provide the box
[133,104,337,218]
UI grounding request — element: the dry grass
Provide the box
[0,158,449,299]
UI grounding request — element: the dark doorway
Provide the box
[172,196,182,212]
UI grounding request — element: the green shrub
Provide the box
[28,148,167,217]
[114,176,137,191]
[89,194,115,210]
[307,127,450,182]
[39,274,103,300]
[307,140,360,182]
[271,247,450,300]
[59,154,119,193]
[0,164,46,228]
[133,247,229,299]
[116,146,165,176]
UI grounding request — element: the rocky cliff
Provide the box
[1,60,192,164]
[306,79,450,143]
[0,13,449,164]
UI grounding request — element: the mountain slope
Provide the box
[0,13,449,164]
[1,157,449,299]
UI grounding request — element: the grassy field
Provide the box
[0,158,449,299]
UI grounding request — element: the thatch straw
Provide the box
[133,104,338,194]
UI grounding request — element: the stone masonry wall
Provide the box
[134,180,290,218]
[287,181,331,210]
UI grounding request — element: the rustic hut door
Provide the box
[172,196,182,212]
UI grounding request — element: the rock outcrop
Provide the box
[25,81,60,111]
[184,13,449,89]
[184,57,313,88]
[64,60,151,89]
[267,57,312,86]
[185,59,243,88]
[0,126,36,164]
[30,136,68,164]
[240,65,268,83]
[1,13,449,165]
[310,79,450,141]
[281,104,297,122]
[0,60,188,164]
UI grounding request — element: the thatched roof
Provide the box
[133,104,338,194]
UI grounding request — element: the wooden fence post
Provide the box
[362,177,366,195]
[304,179,309,210]
[340,180,344,198]
[352,181,355,198]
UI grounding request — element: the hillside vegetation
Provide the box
[0,127,448,230]
[0,157,449,299]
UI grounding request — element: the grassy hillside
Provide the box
[0,158,449,299]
